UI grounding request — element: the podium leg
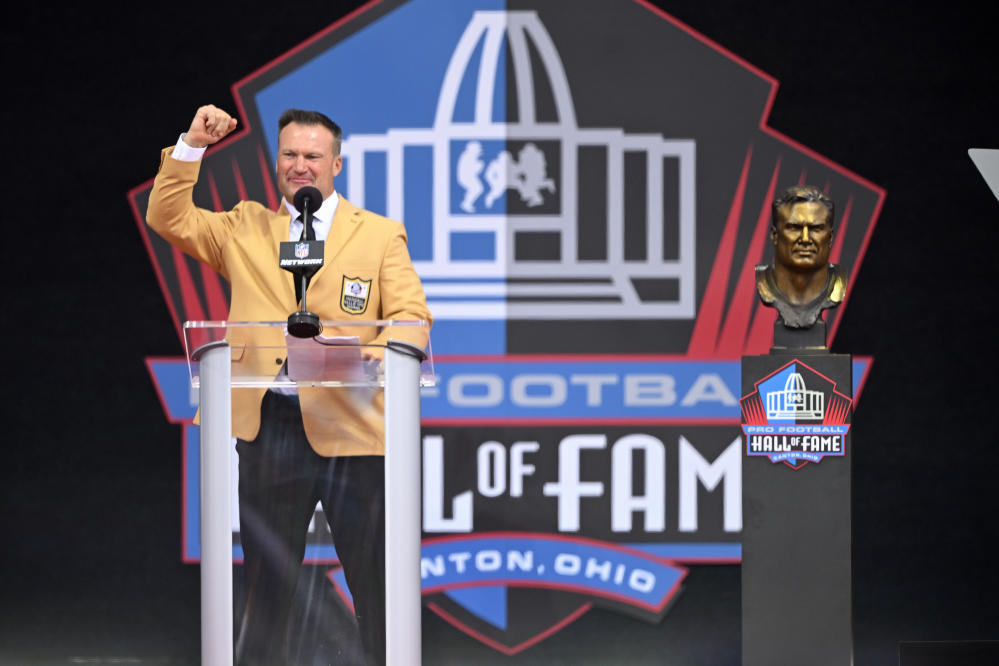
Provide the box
[199,343,234,666]
[384,347,422,666]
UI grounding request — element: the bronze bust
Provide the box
[756,186,847,332]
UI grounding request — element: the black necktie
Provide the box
[295,215,314,302]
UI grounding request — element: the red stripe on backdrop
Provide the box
[687,143,754,356]
[172,247,206,321]
[717,157,782,356]
[830,195,852,265]
[258,144,280,210]
[207,170,223,212]
[199,263,228,321]
[231,157,249,202]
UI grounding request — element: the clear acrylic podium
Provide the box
[183,320,434,666]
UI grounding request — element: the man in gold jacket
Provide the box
[147,104,431,666]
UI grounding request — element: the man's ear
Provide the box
[770,225,778,245]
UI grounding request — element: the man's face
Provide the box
[772,201,833,272]
[275,122,342,203]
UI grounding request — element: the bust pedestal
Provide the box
[740,330,854,666]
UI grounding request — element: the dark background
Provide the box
[2,1,996,664]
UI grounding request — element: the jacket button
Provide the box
[275,358,283,365]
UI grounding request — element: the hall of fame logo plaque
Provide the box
[740,360,853,469]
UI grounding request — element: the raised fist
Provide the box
[184,104,238,148]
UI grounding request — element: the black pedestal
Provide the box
[741,352,853,666]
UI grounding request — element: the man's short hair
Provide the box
[278,109,343,155]
[772,185,835,228]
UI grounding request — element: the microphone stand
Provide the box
[287,197,322,338]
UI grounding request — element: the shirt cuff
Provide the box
[170,133,207,162]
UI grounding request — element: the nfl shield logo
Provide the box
[295,243,309,259]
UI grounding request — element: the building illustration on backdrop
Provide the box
[340,11,696,320]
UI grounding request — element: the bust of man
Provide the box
[756,185,847,329]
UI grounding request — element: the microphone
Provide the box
[293,186,323,239]
[280,186,326,337]
[293,185,322,211]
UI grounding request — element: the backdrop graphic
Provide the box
[128,0,883,659]
[6,1,999,664]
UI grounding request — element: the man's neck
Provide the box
[773,264,830,305]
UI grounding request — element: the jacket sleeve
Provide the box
[372,223,433,352]
[145,146,243,278]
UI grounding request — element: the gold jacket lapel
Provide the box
[270,205,298,305]
[312,196,362,284]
